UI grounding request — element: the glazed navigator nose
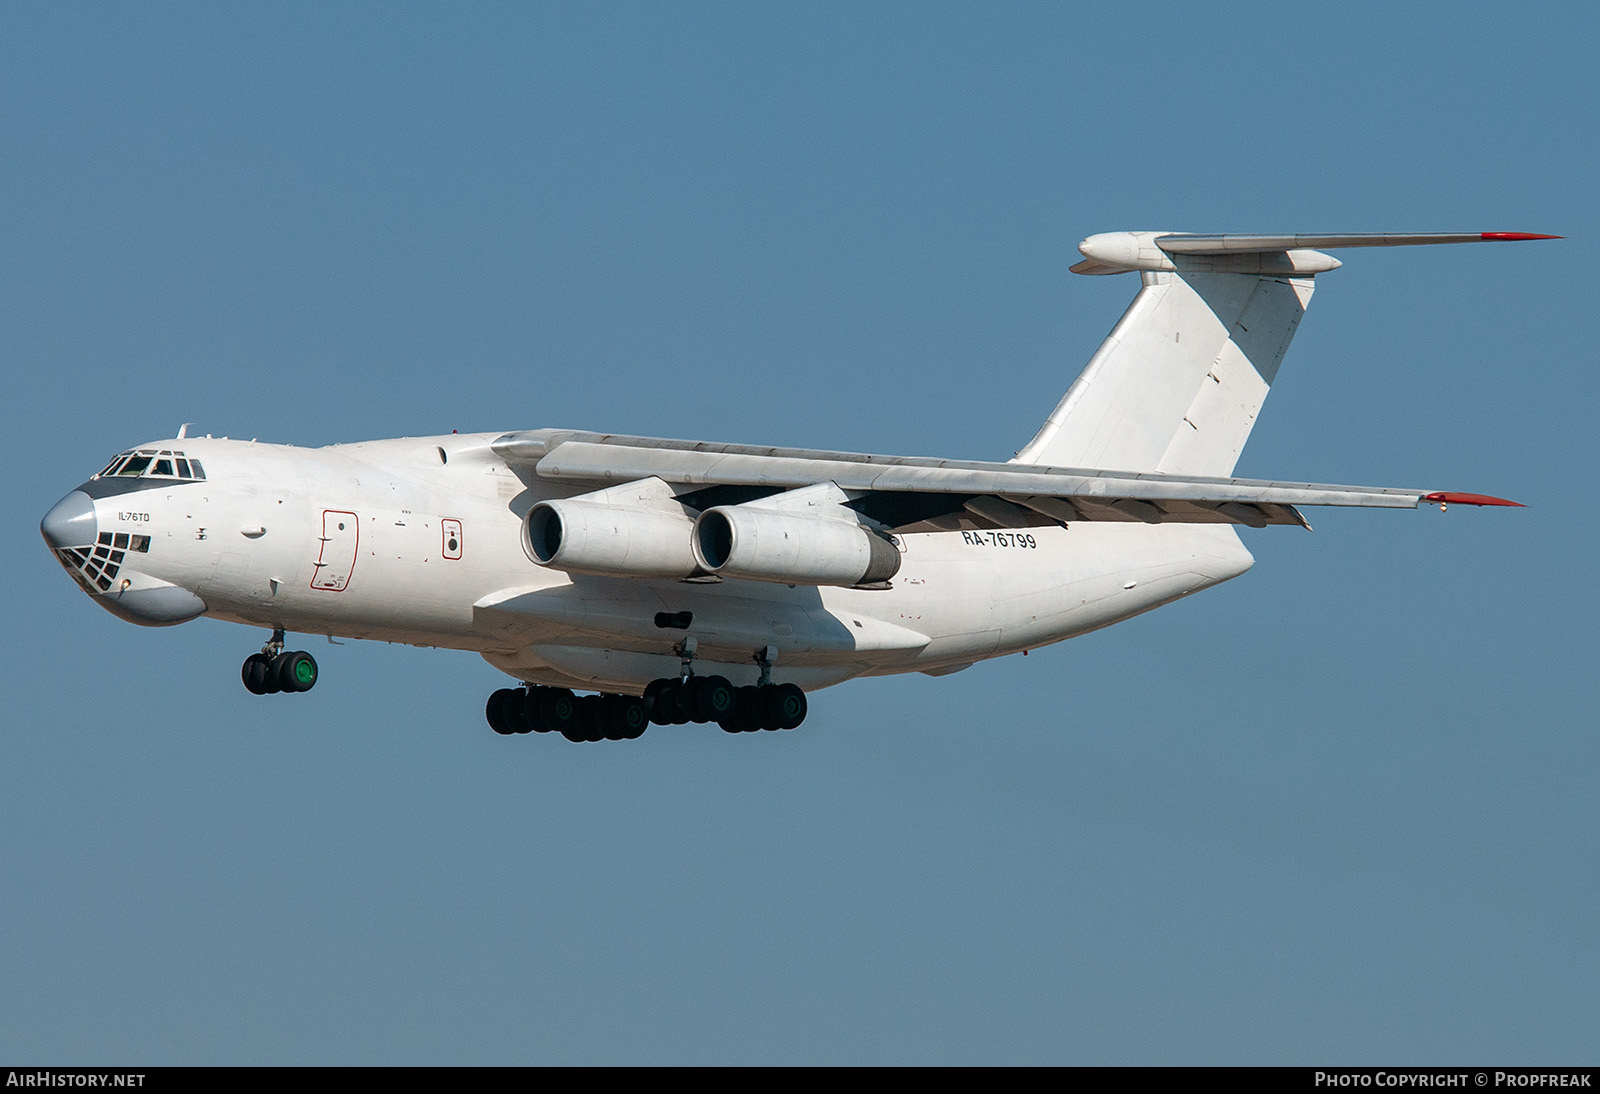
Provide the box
[41,490,97,549]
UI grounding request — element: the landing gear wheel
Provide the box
[643,679,672,724]
[573,694,605,742]
[762,683,807,730]
[539,687,579,737]
[509,691,533,734]
[669,683,694,724]
[521,687,551,733]
[486,688,520,735]
[621,698,649,740]
[277,651,318,693]
[241,654,272,695]
[690,675,736,724]
[650,680,690,725]
[603,694,649,740]
[262,653,285,694]
[719,686,761,733]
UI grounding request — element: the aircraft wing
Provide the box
[492,430,1518,531]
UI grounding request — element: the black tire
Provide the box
[731,686,763,732]
[619,697,649,739]
[509,689,533,734]
[652,680,688,725]
[669,682,694,724]
[605,694,649,740]
[690,675,736,724]
[263,653,286,694]
[539,687,579,735]
[486,688,518,735]
[241,654,271,695]
[643,678,671,723]
[576,694,605,742]
[762,683,807,730]
[277,651,318,693]
[521,687,551,733]
[599,694,624,741]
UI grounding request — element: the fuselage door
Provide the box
[313,510,359,592]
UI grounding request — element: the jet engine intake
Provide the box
[523,498,699,579]
[693,504,900,587]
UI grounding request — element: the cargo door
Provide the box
[312,510,359,592]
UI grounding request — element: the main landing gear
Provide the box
[484,679,808,742]
[241,628,319,695]
[485,644,809,743]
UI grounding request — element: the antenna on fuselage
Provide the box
[176,423,196,439]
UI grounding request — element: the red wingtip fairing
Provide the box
[1479,232,1563,241]
[1423,492,1525,507]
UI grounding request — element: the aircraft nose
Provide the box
[41,490,97,549]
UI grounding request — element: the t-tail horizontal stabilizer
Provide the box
[1020,229,1558,479]
[1069,231,1562,275]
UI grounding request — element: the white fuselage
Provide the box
[48,431,1255,694]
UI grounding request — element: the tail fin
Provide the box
[1014,231,1559,476]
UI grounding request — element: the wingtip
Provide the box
[1480,232,1562,241]
[1423,492,1525,508]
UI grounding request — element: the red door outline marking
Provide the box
[312,510,359,591]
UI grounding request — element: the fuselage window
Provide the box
[176,459,191,478]
[119,455,152,477]
[188,459,205,480]
[154,459,174,477]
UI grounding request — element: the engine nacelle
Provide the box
[693,503,900,587]
[523,498,699,579]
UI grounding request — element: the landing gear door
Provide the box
[313,510,359,592]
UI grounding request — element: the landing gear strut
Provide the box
[241,628,319,695]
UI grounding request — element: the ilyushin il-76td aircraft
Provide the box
[42,230,1553,741]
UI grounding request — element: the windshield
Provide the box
[95,449,206,482]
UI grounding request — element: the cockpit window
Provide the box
[94,449,207,482]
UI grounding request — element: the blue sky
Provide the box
[3,3,1595,1063]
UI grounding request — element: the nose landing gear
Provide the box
[241,629,319,695]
